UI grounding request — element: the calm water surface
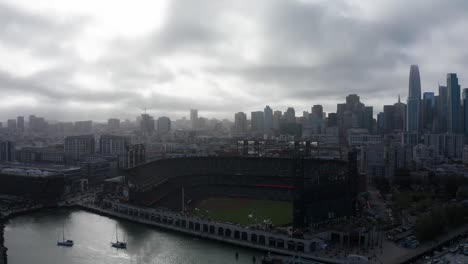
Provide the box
[4,209,263,264]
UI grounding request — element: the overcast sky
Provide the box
[1,0,468,122]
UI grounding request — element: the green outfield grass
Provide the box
[193,197,293,226]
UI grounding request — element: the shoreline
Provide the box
[2,199,467,264]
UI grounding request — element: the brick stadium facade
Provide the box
[125,152,359,227]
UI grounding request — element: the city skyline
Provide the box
[2,0,468,120]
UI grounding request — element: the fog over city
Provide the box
[2,0,468,121]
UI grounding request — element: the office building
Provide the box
[17,116,24,131]
[99,135,130,167]
[311,105,323,119]
[447,73,461,133]
[140,114,155,136]
[190,109,198,130]
[157,116,171,135]
[264,105,273,134]
[463,88,468,136]
[7,119,16,130]
[0,141,15,161]
[124,144,146,168]
[272,111,282,130]
[435,85,448,133]
[284,107,296,124]
[251,111,264,133]
[406,65,421,132]
[422,92,435,132]
[64,135,95,163]
[74,120,92,134]
[393,95,406,131]
[233,112,248,136]
[107,118,120,130]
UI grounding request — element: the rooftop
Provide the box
[0,162,80,177]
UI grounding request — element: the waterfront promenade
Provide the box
[76,199,343,264]
[2,194,467,264]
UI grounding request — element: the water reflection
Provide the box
[5,209,263,264]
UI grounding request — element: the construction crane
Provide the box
[140,107,153,114]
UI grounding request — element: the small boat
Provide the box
[111,224,127,249]
[57,223,74,247]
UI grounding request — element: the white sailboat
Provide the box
[57,223,74,247]
[111,224,127,249]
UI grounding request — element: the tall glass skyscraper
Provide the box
[406,65,421,132]
[264,105,273,133]
[447,73,461,133]
[436,85,448,133]
[463,88,468,136]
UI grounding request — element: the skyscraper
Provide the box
[7,119,16,130]
[447,73,461,133]
[272,111,282,131]
[363,106,373,132]
[190,109,198,130]
[463,88,468,136]
[284,107,296,123]
[140,114,155,136]
[17,116,24,131]
[251,111,264,133]
[233,112,248,136]
[264,105,273,134]
[422,92,435,132]
[311,105,323,119]
[393,95,406,131]
[436,85,448,133]
[383,105,394,133]
[157,116,171,135]
[406,65,421,132]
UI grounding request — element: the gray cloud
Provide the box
[2,0,468,121]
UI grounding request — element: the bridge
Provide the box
[125,153,359,226]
